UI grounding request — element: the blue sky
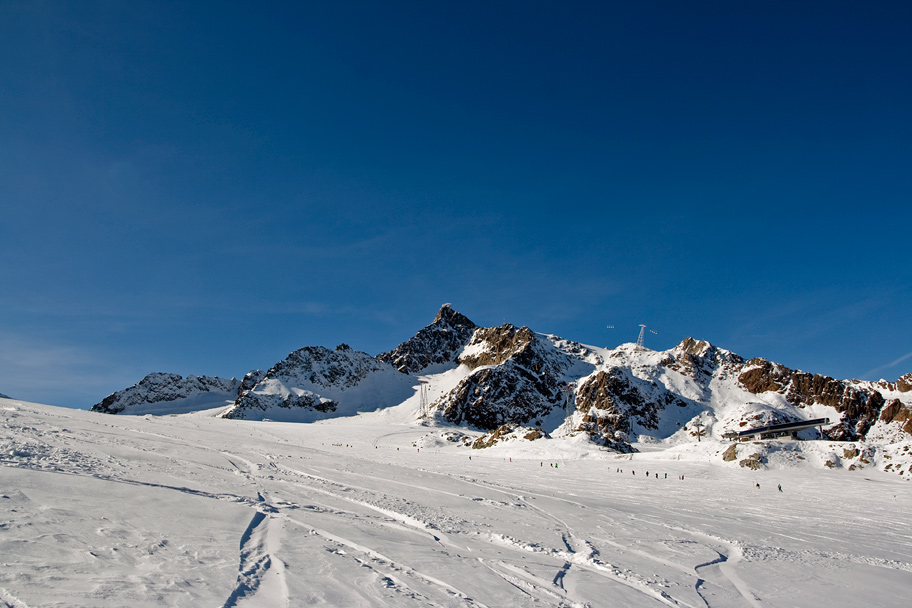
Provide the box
[1,1,910,408]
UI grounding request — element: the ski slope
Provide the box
[1,397,910,607]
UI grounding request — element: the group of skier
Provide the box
[615,468,678,480]
[755,482,784,492]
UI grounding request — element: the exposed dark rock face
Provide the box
[91,373,240,414]
[439,366,555,429]
[571,369,661,452]
[236,369,266,401]
[377,304,477,373]
[437,324,575,430]
[738,359,793,394]
[459,325,538,369]
[575,370,645,430]
[898,373,912,393]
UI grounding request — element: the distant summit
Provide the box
[220,344,413,422]
[91,373,240,415]
[377,303,477,373]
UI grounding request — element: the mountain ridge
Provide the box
[90,304,912,467]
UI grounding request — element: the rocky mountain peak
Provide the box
[433,303,475,329]
[675,337,713,357]
[265,345,386,390]
[668,337,743,382]
[377,304,478,373]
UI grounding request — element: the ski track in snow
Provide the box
[0,587,30,608]
[282,515,488,607]
[220,497,289,608]
[2,401,912,607]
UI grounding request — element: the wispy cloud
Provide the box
[0,333,143,408]
[859,350,912,381]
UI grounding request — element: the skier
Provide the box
[755,483,760,489]
[778,484,782,492]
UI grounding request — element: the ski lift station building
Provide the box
[722,418,830,441]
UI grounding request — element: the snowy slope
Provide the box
[2,397,910,607]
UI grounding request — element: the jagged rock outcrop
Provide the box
[377,304,477,373]
[471,423,548,449]
[866,372,912,394]
[870,399,912,443]
[91,373,240,415]
[669,337,744,384]
[435,324,577,430]
[880,399,912,433]
[899,373,912,393]
[236,369,266,401]
[571,368,667,452]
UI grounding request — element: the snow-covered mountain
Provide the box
[91,373,240,415]
[433,324,597,430]
[90,304,912,477]
[220,344,414,422]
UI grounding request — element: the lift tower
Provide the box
[636,325,658,348]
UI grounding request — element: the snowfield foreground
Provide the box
[2,398,910,608]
